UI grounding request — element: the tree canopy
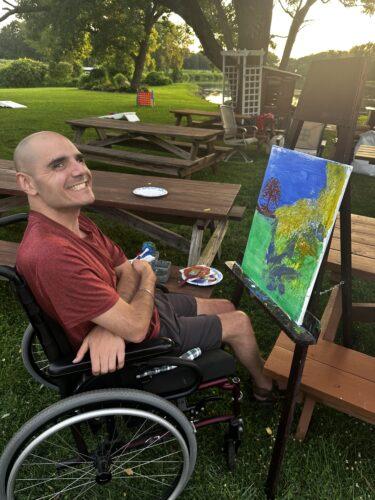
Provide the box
[0,0,373,74]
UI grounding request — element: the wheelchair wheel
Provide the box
[21,324,58,391]
[0,388,196,500]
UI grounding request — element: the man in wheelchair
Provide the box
[13,130,275,401]
[0,130,281,499]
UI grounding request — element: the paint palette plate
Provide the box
[133,186,168,198]
[180,266,223,286]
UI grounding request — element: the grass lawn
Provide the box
[0,85,374,499]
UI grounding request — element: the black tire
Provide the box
[0,388,197,499]
[21,324,58,391]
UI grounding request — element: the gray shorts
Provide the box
[155,290,222,355]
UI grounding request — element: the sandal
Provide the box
[248,379,283,405]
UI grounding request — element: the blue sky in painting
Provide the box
[258,147,327,209]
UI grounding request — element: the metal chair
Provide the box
[220,105,258,163]
[294,121,327,157]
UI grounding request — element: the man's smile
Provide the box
[66,178,91,191]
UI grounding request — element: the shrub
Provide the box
[48,61,73,85]
[77,72,93,89]
[144,71,172,86]
[171,67,184,83]
[99,80,117,92]
[90,66,107,81]
[113,72,130,89]
[0,58,48,87]
[72,61,83,78]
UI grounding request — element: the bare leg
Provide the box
[196,298,235,315]
[196,298,273,392]
[219,310,272,391]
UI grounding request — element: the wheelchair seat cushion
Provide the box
[142,348,236,397]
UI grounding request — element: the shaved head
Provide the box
[14,131,69,174]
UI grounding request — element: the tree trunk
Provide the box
[279,0,318,70]
[212,0,234,50]
[130,7,158,90]
[160,0,224,68]
[234,0,273,53]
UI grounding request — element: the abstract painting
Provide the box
[242,146,352,325]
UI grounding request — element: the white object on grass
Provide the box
[0,101,27,109]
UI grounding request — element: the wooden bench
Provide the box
[327,213,375,281]
[76,143,215,178]
[264,327,375,440]
[265,213,375,440]
[96,135,233,161]
[0,240,213,299]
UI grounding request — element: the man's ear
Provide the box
[16,172,38,196]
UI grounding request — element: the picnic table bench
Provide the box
[264,328,375,440]
[170,108,254,128]
[0,159,244,267]
[66,117,226,178]
[354,144,375,165]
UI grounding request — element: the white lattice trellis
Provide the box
[222,50,264,116]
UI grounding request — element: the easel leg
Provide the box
[265,343,308,499]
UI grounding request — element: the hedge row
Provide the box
[78,69,173,92]
[0,58,80,88]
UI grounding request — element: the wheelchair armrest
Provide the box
[47,337,175,377]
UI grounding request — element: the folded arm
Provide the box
[91,259,156,343]
[115,259,140,302]
[73,260,156,375]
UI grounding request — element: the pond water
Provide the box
[199,82,302,107]
[198,82,223,105]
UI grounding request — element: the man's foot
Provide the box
[249,379,283,404]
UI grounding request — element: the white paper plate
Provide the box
[133,186,168,198]
[180,266,223,287]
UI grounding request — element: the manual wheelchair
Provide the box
[0,214,243,500]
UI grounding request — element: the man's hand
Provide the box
[132,259,156,280]
[73,327,125,376]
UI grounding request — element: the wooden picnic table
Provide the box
[66,117,226,178]
[0,159,244,267]
[170,108,254,127]
[354,144,375,165]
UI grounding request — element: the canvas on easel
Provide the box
[241,146,352,327]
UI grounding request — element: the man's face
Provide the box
[21,135,95,210]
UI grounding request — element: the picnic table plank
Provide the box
[67,117,222,140]
[67,117,225,177]
[0,159,243,266]
[354,145,375,164]
[0,162,241,220]
[170,108,254,123]
[265,338,375,424]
